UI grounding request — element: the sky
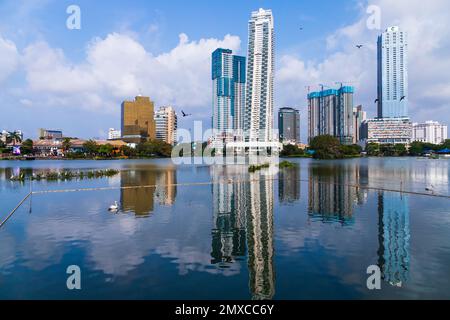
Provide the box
[1,0,449,141]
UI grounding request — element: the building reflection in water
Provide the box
[307,164,368,225]
[278,165,300,204]
[377,192,410,287]
[210,165,275,300]
[120,167,177,216]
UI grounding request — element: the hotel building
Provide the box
[412,121,448,145]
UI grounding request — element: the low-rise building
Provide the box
[39,128,63,140]
[412,121,447,145]
[361,118,412,144]
[108,128,122,140]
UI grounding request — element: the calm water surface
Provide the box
[0,157,449,299]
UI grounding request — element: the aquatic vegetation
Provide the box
[248,163,270,172]
[10,169,120,182]
[279,160,297,168]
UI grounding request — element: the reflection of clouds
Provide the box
[155,239,242,276]
[4,187,240,278]
[0,233,18,272]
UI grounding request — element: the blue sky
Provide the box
[1,0,449,141]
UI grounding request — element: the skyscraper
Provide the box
[155,106,178,145]
[244,8,275,143]
[377,26,408,118]
[121,96,156,143]
[308,86,354,145]
[353,105,366,143]
[278,107,300,144]
[212,48,246,142]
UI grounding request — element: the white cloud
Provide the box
[0,34,19,83]
[20,32,241,114]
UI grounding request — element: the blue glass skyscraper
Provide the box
[377,26,409,118]
[212,48,246,141]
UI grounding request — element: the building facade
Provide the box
[121,96,156,143]
[244,8,275,143]
[155,106,178,145]
[211,48,246,142]
[278,107,300,144]
[353,105,367,143]
[308,86,354,145]
[377,26,409,119]
[107,128,121,140]
[412,121,448,145]
[361,118,412,144]
[38,129,63,140]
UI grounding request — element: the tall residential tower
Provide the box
[377,26,408,118]
[244,8,275,143]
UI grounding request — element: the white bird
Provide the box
[108,201,119,212]
[425,185,434,192]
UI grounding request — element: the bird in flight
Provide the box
[400,96,406,101]
[299,27,303,30]
[356,45,363,49]
[181,110,192,117]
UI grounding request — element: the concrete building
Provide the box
[155,106,178,145]
[278,107,300,144]
[244,8,275,143]
[121,96,156,143]
[212,48,246,143]
[308,86,354,145]
[412,121,448,145]
[353,105,367,143]
[107,128,121,141]
[377,26,409,118]
[38,129,63,140]
[361,118,412,144]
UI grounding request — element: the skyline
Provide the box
[1,0,450,141]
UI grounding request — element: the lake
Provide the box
[0,157,449,299]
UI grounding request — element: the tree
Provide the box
[309,135,342,159]
[394,144,407,156]
[340,144,362,156]
[21,139,34,155]
[366,143,380,156]
[120,145,137,157]
[6,131,22,145]
[409,141,424,156]
[83,140,99,156]
[62,138,72,153]
[280,144,305,157]
[97,144,114,157]
[137,140,173,158]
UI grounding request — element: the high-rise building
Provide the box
[353,105,367,143]
[361,118,412,144]
[412,121,448,145]
[377,26,408,118]
[211,48,246,142]
[155,106,178,145]
[278,107,300,144]
[121,96,156,143]
[244,8,275,143]
[308,86,354,145]
[107,128,121,141]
